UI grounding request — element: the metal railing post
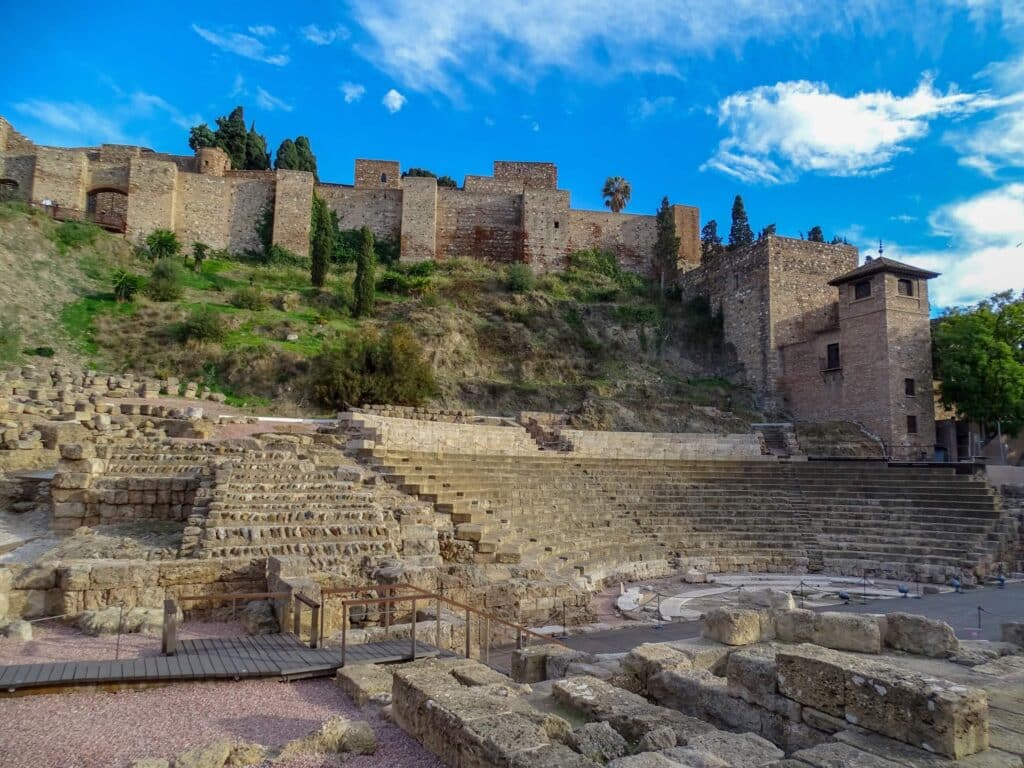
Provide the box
[341,602,348,667]
[162,598,178,655]
[411,598,418,661]
[385,586,392,638]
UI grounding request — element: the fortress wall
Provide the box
[227,176,274,253]
[568,209,658,275]
[673,204,701,270]
[435,188,524,262]
[0,154,35,199]
[126,157,178,241]
[98,145,143,163]
[175,173,232,249]
[522,189,571,271]
[32,147,88,209]
[0,118,35,154]
[355,159,401,189]
[87,163,130,192]
[493,161,557,189]
[272,169,314,256]
[400,175,438,262]
[560,429,763,458]
[463,176,522,194]
[317,184,403,241]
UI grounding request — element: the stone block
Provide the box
[775,645,848,717]
[675,730,783,767]
[336,664,393,706]
[702,607,765,646]
[884,612,959,657]
[60,442,94,460]
[814,612,882,654]
[665,637,732,672]
[510,643,577,683]
[772,608,817,644]
[1001,623,1024,647]
[623,643,692,692]
[844,662,988,758]
[792,742,906,768]
[802,707,847,734]
[13,564,57,590]
[607,754,683,768]
[738,588,796,611]
[568,721,628,764]
[726,648,780,710]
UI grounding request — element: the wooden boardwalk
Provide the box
[0,634,443,694]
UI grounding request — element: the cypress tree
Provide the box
[807,225,825,243]
[188,123,217,151]
[653,197,680,297]
[294,136,318,177]
[274,138,300,170]
[244,123,270,170]
[214,106,248,170]
[700,220,723,263]
[728,195,754,250]
[353,226,376,318]
[310,195,332,288]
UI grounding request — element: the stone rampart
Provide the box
[560,429,764,459]
[346,413,541,455]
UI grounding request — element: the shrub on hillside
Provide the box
[505,263,536,293]
[50,220,101,255]
[178,306,227,344]
[229,285,267,310]
[0,313,21,363]
[145,229,181,260]
[146,259,184,301]
[309,325,435,408]
[112,269,144,303]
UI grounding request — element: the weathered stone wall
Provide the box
[3,558,265,619]
[0,153,35,199]
[522,188,571,270]
[126,156,177,242]
[32,147,88,209]
[272,169,314,256]
[227,175,274,253]
[316,184,403,242]
[560,429,763,458]
[493,160,558,189]
[86,163,130,192]
[175,172,231,249]
[568,209,657,275]
[398,175,437,261]
[435,188,524,262]
[355,159,401,188]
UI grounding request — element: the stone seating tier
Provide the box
[371,450,1008,582]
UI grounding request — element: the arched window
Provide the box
[0,178,18,201]
[380,172,388,183]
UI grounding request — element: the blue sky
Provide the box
[2,0,1023,308]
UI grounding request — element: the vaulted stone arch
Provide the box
[86,186,128,232]
[0,178,19,201]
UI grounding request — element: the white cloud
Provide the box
[635,96,675,119]
[340,82,366,103]
[248,25,276,37]
[950,54,1024,177]
[129,91,201,129]
[879,183,1024,307]
[382,88,406,113]
[301,23,349,45]
[349,1,995,100]
[14,100,128,144]
[230,74,246,98]
[703,77,990,184]
[890,214,919,223]
[531,121,540,132]
[192,24,290,66]
[255,87,293,112]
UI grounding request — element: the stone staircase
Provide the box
[367,450,1011,584]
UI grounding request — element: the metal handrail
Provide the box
[29,201,127,233]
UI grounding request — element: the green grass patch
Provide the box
[60,295,136,356]
[49,220,102,255]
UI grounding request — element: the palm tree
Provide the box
[602,177,632,213]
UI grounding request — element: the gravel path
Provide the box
[0,624,443,768]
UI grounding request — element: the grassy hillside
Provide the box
[0,203,758,429]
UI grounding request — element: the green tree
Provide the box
[934,291,1024,436]
[602,176,632,213]
[244,123,270,170]
[145,229,181,260]
[294,136,318,176]
[807,225,825,242]
[353,226,376,318]
[757,223,777,241]
[191,242,210,272]
[700,220,723,263]
[112,269,143,302]
[274,138,301,170]
[403,168,458,188]
[728,195,753,249]
[653,196,681,297]
[188,123,217,152]
[309,194,333,288]
[214,107,248,170]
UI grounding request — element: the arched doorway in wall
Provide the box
[0,178,19,201]
[86,187,128,232]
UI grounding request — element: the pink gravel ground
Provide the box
[0,623,443,768]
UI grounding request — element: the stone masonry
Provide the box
[0,116,699,276]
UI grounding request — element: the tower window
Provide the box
[825,343,840,370]
[904,378,916,396]
[898,278,914,296]
[906,414,918,434]
[380,172,388,183]
[853,279,871,300]
[554,221,559,229]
